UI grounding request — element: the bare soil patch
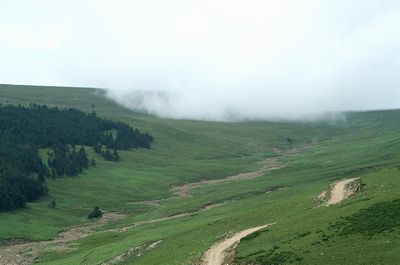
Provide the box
[326,177,361,205]
[0,212,125,265]
[199,223,275,265]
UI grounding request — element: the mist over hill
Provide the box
[1,1,400,264]
[1,1,400,121]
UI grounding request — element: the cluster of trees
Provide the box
[0,104,154,212]
[0,104,154,149]
[93,143,120,162]
[0,138,48,211]
[48,144,90,177]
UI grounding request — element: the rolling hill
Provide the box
[0,84,399,265]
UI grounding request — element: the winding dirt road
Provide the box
[171,156,285,198]
[171,141,317,198]
[200,223,275,265]
[113,203,225,233]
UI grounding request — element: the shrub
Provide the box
[88,206,103,219]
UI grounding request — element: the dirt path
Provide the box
[128,142,314,213]
[171,142,316,198]
[127,154,284,203]
[0,213,125,265]
[128,200,163,208]
[110,203,225,233]
[326,177,361,205]
[171,157,285,198]
[200,223,275,265]
[101,240,163,265]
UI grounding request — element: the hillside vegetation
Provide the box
[0,84,399,265]
[0,103,152,211]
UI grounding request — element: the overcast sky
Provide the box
[1,0,400,120]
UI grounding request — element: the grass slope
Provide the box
[0,84,399,265]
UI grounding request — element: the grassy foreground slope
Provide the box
[0,84,399,265]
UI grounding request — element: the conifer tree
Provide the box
[103,148,114,161]
[78,146,89,169]
[113,149,120,162]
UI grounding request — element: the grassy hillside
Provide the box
[0,84,399,265]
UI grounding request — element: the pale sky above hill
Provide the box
[1,0,400,120]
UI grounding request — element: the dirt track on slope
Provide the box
[326,177,361,205]
[110,203,225,233]
[171,156,285,198]
[200,223,275,265]
[0,213,125,265]
[101,240,163,265]
[171,141,317,198]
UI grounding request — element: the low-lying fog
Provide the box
[1,1,400,121]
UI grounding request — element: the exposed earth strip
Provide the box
[200,223,275,265]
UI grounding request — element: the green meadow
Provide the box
[0,84,399,265]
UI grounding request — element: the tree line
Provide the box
[0,104,154,212]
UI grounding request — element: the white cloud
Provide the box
[0,0,399,120]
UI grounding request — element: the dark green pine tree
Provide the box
[78,146,89,169]
[93,143,102,154]
[102,148,114,161]
[113,149,120,162]
[37,166,49,183]
[50,168,56,180]
[66,147,79,176]
[37,171,46,183]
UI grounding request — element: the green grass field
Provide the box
[0,84,399,265]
